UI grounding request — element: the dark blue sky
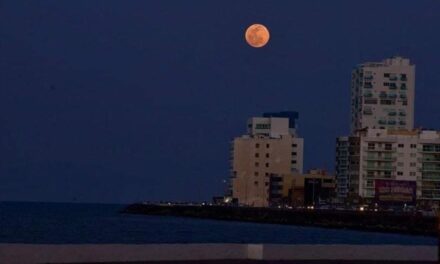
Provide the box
[1,1,439,203]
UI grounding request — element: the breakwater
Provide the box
[122,204,438,237]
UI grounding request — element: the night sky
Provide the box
[1,1,440,203]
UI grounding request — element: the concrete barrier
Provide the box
[262,244,437,261]
[0,243,437,264]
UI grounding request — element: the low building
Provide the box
[283,169,335,206]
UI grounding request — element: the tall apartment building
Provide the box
[231,112,304,207]
[336,56,421,203]
[335,136,360,199]
[350,56,415,134]
[418,131,440,206]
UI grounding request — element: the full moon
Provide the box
[245,24,270,48]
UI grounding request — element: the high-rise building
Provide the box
[336,56,419,203]
[350,56,415,134]
[335,136,360,200]
[230,113,304,207]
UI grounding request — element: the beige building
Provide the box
[350,56,415,134]
[231,114,304,207]
[283,169,335,206]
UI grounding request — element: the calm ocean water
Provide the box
[0,202,436,245]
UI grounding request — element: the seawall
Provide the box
[122,204,437,237]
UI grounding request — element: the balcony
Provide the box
[380,99,395,105]
[364,155,396,161]
[422,176,440,181]
[401,75,408,81]
[419,156,440,163]
[363,165,395,171]
[363,146,396,152]
[364,83,373,89]
[421,167,440,172]
[420,148,440,154]
[388,120,397,125]
[364,98,378,104]
[399,112,406,117]
[388,111,397,116]
[379,92,388,99]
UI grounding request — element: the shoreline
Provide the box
[122,204,438,237]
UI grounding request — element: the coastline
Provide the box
[122,203,438,237]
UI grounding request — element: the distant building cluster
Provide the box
[336,56,440,209]
[228,56,440,210]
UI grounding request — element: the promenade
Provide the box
[0,244,437,264]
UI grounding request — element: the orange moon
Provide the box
[245,24,270,48]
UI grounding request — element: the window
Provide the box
[397,171,403,176]
[410,172,416,176]
[292,144,297,148]
[384,73,390,78]
[255,124,270,129]
[265,163,269,168]
[265,153,270,158]
[256,143,260,148]
[410,162,416,167]
[385,143,392,150]
[255,153,259,158]
[292,152,297,156]
[398,144,404,148]
[254,181,259,186]
[291,160,297,164]
[255,162,259,167]
[266,144,270,148]
[368,143,375,150]
[254,172,259,176]
[410,144,417,149]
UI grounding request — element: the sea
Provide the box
[0,202,436,245]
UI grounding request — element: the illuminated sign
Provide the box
[374,179,416,205]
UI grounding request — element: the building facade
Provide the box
[231,113,304,207]
[350,56,415,134]
[335,136,360,200]
[336,128,440,207]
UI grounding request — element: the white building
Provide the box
[350,56,415,134]
[336,128,440,206]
